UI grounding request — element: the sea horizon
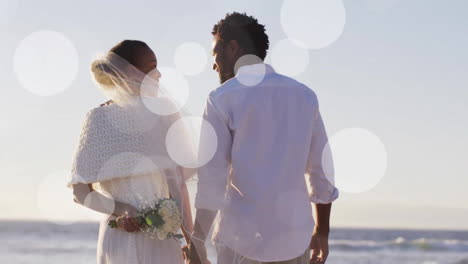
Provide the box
[2,218,467,233]
[2,219,468,264]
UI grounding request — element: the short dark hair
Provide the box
[212,12,269,60]
[110,40,150,67]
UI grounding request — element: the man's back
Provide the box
[195,64,339,262]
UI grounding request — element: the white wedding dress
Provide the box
[69,102,192,264]
[96,174,184,264]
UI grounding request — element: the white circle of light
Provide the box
[271,38,310,77]
[13,30,79,96]
[174,42,208,76]
[280,0,346,50]
[234,54,266,86]
[142,67,189,116]
[82,191,115,220]
[322,128,387,193]
[129,155,171,202]
[166,116,218,168]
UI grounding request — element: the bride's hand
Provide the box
[116,215,140,233]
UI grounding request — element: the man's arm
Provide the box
[188,93,232,264]
[306,94,338,264]
[314,203,332,235]
[305,95,339,205]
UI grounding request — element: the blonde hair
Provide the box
[89,52,145,104]
[91,58,120,88]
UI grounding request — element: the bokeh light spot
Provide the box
[280,0,346,50]
[13,30,79,96]
[174,42,208,76]
[166,116,217,168]
[271,38,310,77]
[323,127,388,193]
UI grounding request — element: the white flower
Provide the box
[156,230,168,240]
[138,198,182,240]
[159,207,171,218]
[158,200,182,234]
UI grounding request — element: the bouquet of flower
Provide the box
[108,198,183,240]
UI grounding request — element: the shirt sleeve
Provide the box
[306,98,339,204]
[194,94,232,211]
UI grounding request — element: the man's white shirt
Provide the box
[195,64,339,262]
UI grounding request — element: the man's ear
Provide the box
[228,40,241,57]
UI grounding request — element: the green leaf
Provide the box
[145,216,154,226]
[108,220,118,228]
[145,214,164,227]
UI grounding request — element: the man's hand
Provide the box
[310,203,332,264]
[309,230,329,264]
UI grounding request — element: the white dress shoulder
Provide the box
[69,103,188,264]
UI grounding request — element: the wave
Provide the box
[455,258,468,264]
[2,221,468,255]
[331,236,468,252]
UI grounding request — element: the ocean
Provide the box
[1,220,468,264]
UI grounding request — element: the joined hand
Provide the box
[184,241,210,264]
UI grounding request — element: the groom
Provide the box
[187,12,339,264]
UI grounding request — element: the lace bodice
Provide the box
[69,103,181,187]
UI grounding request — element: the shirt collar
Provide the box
[235,63,276,77]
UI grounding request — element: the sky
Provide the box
[1,0,467,230]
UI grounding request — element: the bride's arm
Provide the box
[72,183,138,217]
[166,168,194,244]
[180,180,194,243]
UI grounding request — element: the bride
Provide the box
[69,40,195,264]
